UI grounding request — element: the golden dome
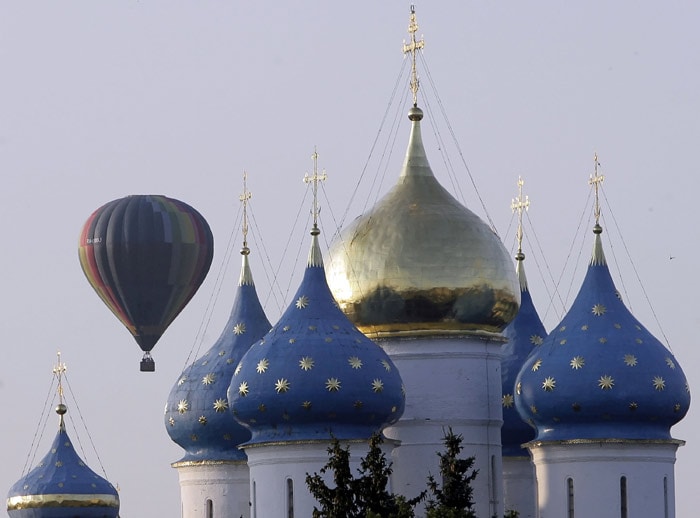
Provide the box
[326,107,519,337]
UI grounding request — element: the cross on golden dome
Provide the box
[403,5,425,107]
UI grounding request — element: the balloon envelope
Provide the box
[79,195,214,369]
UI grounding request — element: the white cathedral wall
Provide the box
[244,439,384,518]
[529,440,681,518]
[503,455,538,518]
[175,461,250,518]
[380,334,505,518]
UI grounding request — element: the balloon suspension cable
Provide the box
[52,351,68,428]
[304,147,327,234]
[240,170,252,253]
[511,175,530,260]
[403,5,424,107]
[589,152,604,228]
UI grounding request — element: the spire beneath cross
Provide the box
[511,176,530,259]
[589,152,605,226]
[239,171,252,252]
[403,5,425,107]
[303,148,327,232]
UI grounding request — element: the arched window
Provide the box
[252,481,257,518]
[286,478,294,518]
[620,476,627,518]
[567,477,574,518]
[664,476,669,518]
[205,498,213,518]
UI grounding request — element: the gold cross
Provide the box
[511,176,530,256]
[403,5,425,107]
[303,148,327,230]
[589,152,604,224]
[239,171,252,249]
[52,351,67,404]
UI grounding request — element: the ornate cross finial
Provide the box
[52,351,67,405]
[303,148,327,231]
[511,176,530,258]
[589,152,605,225]
[239,171,252,251]
[403,5,425,107]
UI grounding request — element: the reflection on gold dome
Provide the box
[326,107,519,338]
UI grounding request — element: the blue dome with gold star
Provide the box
[7,405,120,518]
[229,226,405,444]
[515,225,690,442]
[165,247,271,462]
[502,253,547,455]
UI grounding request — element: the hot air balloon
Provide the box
[78,195,214,371]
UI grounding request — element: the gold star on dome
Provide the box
[665,357,676,369]
[599,337,608,344]
[635,324,642,331]
[592,304,607,316]
[371,379,384,393]
[275,378,291,393]
[218,350,225,356]
[177,400,189,414]
[168,417,175,426]
[283,325,290,332]
[238,381,249,397]
[309,325,317,331]
[227,358,234,365]
[502,394,514,408]
[202,373,216,385]
[530,335,544,345]
[653,376,666,391]
[629,402,638,411]
[354,400,363,409]
[674,403,682,412]
[348,356,363,369]
[233,322,246,335]
[177,376,187,386]
[381,360,392,372]
[581,324,589,331]
[614,323,622,329]
[559,339,567,345]
[598,375,614,390]
[234,363,242,376]
[559,325,567,332]
[623,354,637,367]
[516,382,522,395]
[542,377,556,391]
[532,359,542,372]
[289,338,296,344]
[302,401,312,410]
[256,358,269,374]
[201,360,208,366]
[636,338,643,344]
[325,337,333,343]
[213,399,228,412]
[333,325,340,330]
[198,416,207,425]
[326,378,341,392]
[258,404,266,412]
[190,434,198,442]
[530,405,538,414]
[296,295,309,309]
[55,461,63,468]
[570,356,585,370]
[299,356,315,371]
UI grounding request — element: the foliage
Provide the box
[306,433,423,518]
[424,427,478,518]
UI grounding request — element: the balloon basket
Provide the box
[140,355,155,372]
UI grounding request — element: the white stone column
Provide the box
[503,455,538,518]
[174,460,250,518]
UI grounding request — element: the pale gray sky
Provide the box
[2,2,698,516]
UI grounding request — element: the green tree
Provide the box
[306,433,423,518]
[424,427,478,518]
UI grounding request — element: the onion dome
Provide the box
[515,224,690,442]
[326,105,519,338]
[229,223,405,444]
[501,252,547,456]
[7,404,119,517]
[165,245,271,462]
